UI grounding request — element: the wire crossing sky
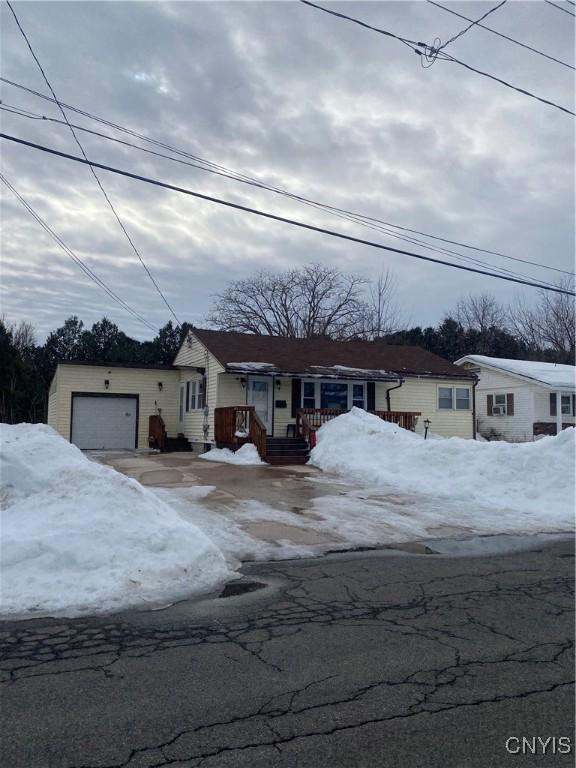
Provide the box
[2,132,573,296]
[1,1,573,338]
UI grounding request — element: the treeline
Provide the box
[0,317,192,424]
[1,265,573,424]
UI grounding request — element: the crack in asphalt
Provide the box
[1,571,572,685]
[1,547,574,768]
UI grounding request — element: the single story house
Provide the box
[455,354,576,441]
[48,329,478,463]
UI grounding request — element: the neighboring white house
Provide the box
[455,355,576,441]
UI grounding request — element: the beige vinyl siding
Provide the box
[51,364,180,449]
[175,332,224,443]
[47,370,58,429]
[272,377,295,437]
[377,377,474,439]
[217,373,246,408]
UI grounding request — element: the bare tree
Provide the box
[508,278,575,363]
[11,320,36,352]
[207,263,369,339]
[454,292,507,333]
[353,270,402,339]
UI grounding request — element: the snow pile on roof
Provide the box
[460,355,576,389]
[199,443,265,465]
[0,424,232,618]
[227,362,276,371]
[310,408,575,527]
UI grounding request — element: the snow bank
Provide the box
[310,409,575,529]
[0,424,233,617]
[199,443,265,465]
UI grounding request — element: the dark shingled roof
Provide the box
[192,329,475,380]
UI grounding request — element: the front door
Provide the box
[247,378,273,433]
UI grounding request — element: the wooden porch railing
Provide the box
[296,408,421,448]
[148,414,166,451]
[214,406,267,460]
[374,410,421,431]
[298,410,317,449]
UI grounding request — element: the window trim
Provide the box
[437,385,471,411]
[185,378,206,411]
[301,379,366,410]
[492,392,507,416]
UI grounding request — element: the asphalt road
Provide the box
[1,538,574,768]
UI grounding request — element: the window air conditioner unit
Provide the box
[492,405,505,416]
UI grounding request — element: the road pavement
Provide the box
[1,537,574,768]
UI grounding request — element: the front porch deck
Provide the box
[214,406,421,464]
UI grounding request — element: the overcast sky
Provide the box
[1,1,574,341]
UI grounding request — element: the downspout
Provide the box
[472,377,479,440]
[385,378,404,411]
[271,375,275,437]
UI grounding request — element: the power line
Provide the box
[1,102,566,288]
[300,0,575,117]
[5,0,181,327]
[427,0,575,71]
[2,131,573,297]
[436,0,507,52]
[301,0,422,52]
[544,0,576,17]
[1,172,157,332]
[2,85,572,280]
[438,47,575,117]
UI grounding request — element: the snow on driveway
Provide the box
[0,424,233,618]
[309,408,575,535]
[153,410,574,563]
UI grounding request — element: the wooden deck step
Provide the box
[265,437,310,465]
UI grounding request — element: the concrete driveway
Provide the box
[93,451,563,561]
[94,451,350,552]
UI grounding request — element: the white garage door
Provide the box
[71,395,138,450]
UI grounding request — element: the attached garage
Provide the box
[48,362,181,450]
[71,394,138,450]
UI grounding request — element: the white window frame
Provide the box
[301,379,366,410]
[187,378,205,411]
[561,394,572,416]
[438,385,471,411]
[492,393,507,415]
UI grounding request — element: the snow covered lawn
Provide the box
[0,424,233,618]
[309,408,575,534]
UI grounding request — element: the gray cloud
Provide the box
[0,1,573,341]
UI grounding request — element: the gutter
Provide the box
[385,379,404,411]
[472,377,479,440]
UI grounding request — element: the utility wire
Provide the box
[436,0,507,52]
[544,0,575,17]
[1,102,564,288]
[2,131,573,297]
[301,0,422,51]
[2,85,572,280]
[1,172,157,332]
[5,0,181,326]
[300,0,575,116]
[437,47,575,116]
[427,1,574,71]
